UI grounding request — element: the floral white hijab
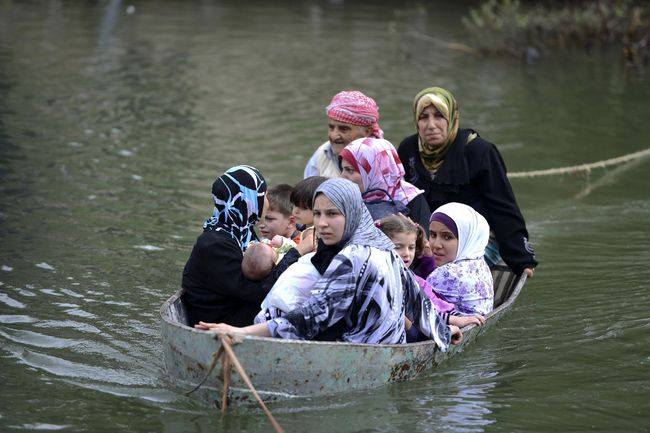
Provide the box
[427,202,494,316]
[434,202,490,262]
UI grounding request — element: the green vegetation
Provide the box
[462,0,649,65]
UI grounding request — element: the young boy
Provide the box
[258,184,301,243]
[289,176,327,242]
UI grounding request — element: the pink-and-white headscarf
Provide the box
[339,137,423,205]
[326,90,384,139]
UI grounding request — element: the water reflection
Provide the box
[406,358,499,433]
[97,0,122,49]
[436,377,497,432]
[1,0,650,432]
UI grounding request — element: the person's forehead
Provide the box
[328,119,359,128]
[264,210,286,217]
[394,231,416,240]
[421,104,440,113]
[251,242,274,254]
[313,194,336,208]
[429,220,453,232]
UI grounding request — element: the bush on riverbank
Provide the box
[462,0,649,65]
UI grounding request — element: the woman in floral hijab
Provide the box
[426,202,494,316]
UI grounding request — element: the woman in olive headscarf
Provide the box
[397,87,537,278]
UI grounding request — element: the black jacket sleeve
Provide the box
[399,132,538,275]
[181,231,300,326]
[406,193,431,236]
[471,141,538,274]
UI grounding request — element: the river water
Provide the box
[1,1,649,432]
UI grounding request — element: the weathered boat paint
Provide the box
[160,266,526,407]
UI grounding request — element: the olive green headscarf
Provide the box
[412,87,460,173]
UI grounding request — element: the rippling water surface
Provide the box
[1,1,650,432]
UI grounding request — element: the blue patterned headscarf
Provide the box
[204,165,267,252]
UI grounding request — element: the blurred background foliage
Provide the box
[462,0,649,66]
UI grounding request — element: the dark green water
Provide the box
[1,1,649,432]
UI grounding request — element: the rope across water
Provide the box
[508,147,650,178]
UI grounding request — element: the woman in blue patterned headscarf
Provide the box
[196,178,462,349]
[203,165,267,251]
[182,166,310,327]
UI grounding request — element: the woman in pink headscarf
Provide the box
[304,90,384,179]
[339,137,435,279]
[339,137,431,235]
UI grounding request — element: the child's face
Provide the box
[428,221,458,266]
[391,231,417,268]
[258,210,294,240]
[292,206,314,226]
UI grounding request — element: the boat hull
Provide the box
[160,267,525,406]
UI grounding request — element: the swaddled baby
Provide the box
[241,235,297,281]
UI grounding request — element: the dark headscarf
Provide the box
[203,165,266,252]
[311,178,394,274]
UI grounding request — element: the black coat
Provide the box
[181,230,300,326]
[405,193,431,236]
[398,129,537,275]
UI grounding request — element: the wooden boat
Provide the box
[160,266,526,407]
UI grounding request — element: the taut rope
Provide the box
[508,147,650,178]
[218,335,285,433]
[185,346,224,396]
[185,334,284,433]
